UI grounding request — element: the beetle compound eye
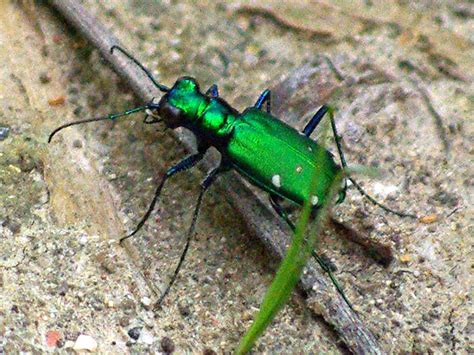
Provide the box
[159,102,184,128]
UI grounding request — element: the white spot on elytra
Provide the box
[272,174,281,188]
[308,146,313,152]
[311,195,319,206]
[296,165,302,173]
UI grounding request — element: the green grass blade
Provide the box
[236,139,343,354]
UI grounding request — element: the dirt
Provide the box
[0,1,472,353]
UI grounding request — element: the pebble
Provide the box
[140,329,155,345]
[419,214,438,224]
[399,254,411,263]
[48,96,66,106]
[73,139,83,148]
[141,296,152,307]
[160,336,175,353]
[78,235,88,245]
[127,327,141,340]
[46,330,62,347]
[178,303,191,317]
[0,126,10,140]
[73,334,98,352]
[39,72,51,84]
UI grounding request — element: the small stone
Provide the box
[73,106,82,116]
[160,336,175,353]
[39,72,51,84]
[178,303,191,317]
[48,96,66,106]
[78,235,88,245]
[399,254,411,263]
[372,182,398,197]
[419,214,438,224]
[0,126,10,141]
[57,282,69,296]
[127,327,141,340]
[73,334,97,352]
[64,340,75,349]
[119,316,131,327]
[8,164,21,173]
[141,297,152,307]
[140,330,154,345]
[46,330,62,347]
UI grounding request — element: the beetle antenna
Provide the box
[48,105,150,143]
[110,45,169,93]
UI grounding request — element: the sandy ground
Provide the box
[0,1,472,353]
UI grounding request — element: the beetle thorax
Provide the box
[158,77,237,141]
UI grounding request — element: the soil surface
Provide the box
[0,1,472,353]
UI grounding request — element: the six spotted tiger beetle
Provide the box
[48,45,417,309]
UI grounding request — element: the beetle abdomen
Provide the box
[226,108,339,206]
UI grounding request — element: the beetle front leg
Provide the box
[120,148,208,244]
[205,84,219,98]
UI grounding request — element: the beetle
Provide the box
[49,45,417,307]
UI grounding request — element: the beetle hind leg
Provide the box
[325,107,417,218]
[269,194,354,311]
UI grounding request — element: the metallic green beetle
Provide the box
[49,45,416,307]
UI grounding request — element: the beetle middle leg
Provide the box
[254,89,272,113]
[269,194,354,310]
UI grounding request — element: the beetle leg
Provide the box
[269,194,354,310]
[120,148,208,244]
[205,84,219,98]
[156,163,228,307]
[302,105,329,137]
[325,107,417,218]
[254,89,271,113]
